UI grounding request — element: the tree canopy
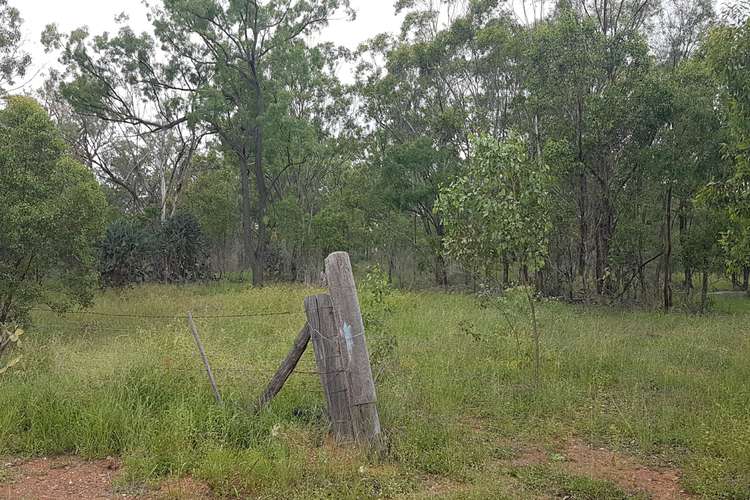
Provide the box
[0,96,106,324]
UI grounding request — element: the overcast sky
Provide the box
[9,0,407,90]
[9,0,734,91]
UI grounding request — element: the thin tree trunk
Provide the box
[252,124,269,286]
[576,97,588,297]
[700,271,709,314]
[237,154,254,273]
[434,223,448,287]
[664,185,673,312]
[679,200,692,292]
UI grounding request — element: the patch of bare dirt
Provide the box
[0,457,212,499]
[413,475,471,499]
[153,477,212,499]
[508,439,691,500]
[562,439,690,500]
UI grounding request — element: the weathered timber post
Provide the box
[187,312,222,404]
[255,324,310,412]
[324,252,382,448]
[304,294,354,442]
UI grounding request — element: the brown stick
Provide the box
[255,324,310,412]
[305,294,354,442]
[187,312,222,404]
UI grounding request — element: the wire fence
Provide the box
[30,307,303,320]
[25,306,328,398]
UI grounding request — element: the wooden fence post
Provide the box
[304,294,354,442]
[255,324,310,412]
[187,312,222,404]
[324,252,382,448]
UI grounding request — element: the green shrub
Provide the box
[99,214,207,286]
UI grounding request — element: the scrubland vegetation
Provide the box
[1,282,749,498]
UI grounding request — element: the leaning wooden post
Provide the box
[324,252,382,448]
[187,312,222,404]
[255,324,311,412]
[305,294,354,442]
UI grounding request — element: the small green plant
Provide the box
[360,265,398,382]
[0,324,23,374]
[360,264,393,332]
[437,134,552,386]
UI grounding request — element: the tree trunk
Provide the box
[251,123,269,287]
[159,163,167,223]
[576,97,588,297]
[678,200,692,292]
[434,223,448,287]
[578,172,589,295]
[743,267,749,291]
[435,254,448,288]
[238,154,254,272]
[700,271,709,315]
[663,185,673,312]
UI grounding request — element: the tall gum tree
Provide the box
[51,0,353,285]
[0,0,31,93]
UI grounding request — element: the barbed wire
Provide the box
[30,308,302,320]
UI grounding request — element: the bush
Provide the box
[0,96,106,323]
[158,214,207,282]
[99,214,207,287]
[99,219,155,287]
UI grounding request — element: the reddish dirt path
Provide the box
[0,457,212,499]
[1,439,691,499]
[512,439,692,500]
[563,439,689,499]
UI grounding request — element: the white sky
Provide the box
[9,0,405,90]
[9,0,735,91]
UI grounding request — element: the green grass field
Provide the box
[1,283,748,498]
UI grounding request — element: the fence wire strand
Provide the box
[30,307,302,320]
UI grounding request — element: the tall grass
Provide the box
[0,283,748,498]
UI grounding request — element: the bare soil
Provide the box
[0,457,212,500]
[511,438,691,499]
[0,438,690,499]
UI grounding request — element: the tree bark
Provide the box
[434,223,448,287]
[238,154,254,273]
[700,271,709,315]
[502,257,510,288]
[251,123,269,287]
[663,185,673,312]
[678,200,692,292]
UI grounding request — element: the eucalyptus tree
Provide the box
[437,134,552,382]
[654,0,714,67]
[0,0,30,93]
[50,0,353,285]
[704,14,750,294]
[356,0,520,285]
[38,66,204,220]
[522,3,670,298]
[569,0,658,37]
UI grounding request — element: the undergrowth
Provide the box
[0,282,748,497]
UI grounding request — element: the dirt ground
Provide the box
[510,438,691,499]
[0,439,690,499]
[0,457,212,500]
